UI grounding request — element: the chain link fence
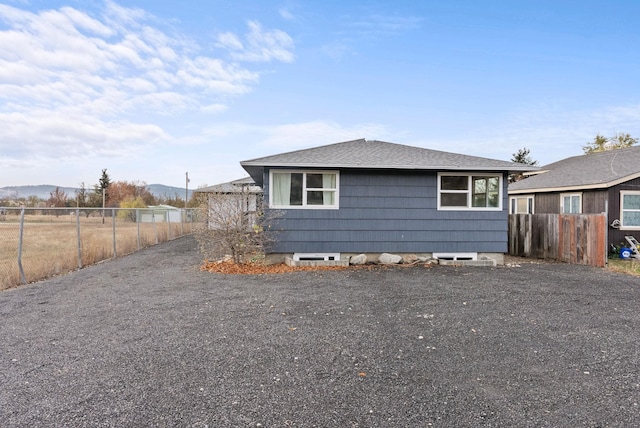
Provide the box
[0,207,197,290]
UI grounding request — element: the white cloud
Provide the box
[201,119,394,154]
[0,2,294,169]
[60,6,114,37]
[320,42,351,61]
[217,20,294,63]
[350,14,422,33]
[405,103,640,165]
[200,103,228,114]
[279,8,295,21]
[321,12,421,60]
[217,32,244,51]
[590,104,640,129]
[260,120,390,149]
[0,109,168,161]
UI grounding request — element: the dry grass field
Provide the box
[0,214,192,290]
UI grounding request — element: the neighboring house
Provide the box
[194,177,263,229]
[240,139,535,264]
[508,146,640,246]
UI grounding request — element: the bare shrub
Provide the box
[193,192,279,264]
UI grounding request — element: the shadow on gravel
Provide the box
[1,236,639,427]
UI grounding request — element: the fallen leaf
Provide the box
[200,260,430,275]
[200,260,355,275]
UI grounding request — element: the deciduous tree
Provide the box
[583,133,638,154]
[158,194,185,208]
[75,182,89,207]
[108,181,155,207]
[75,182,95,217]
[47,187,68,216]
[26,195,41,208]
[48,187,68,206]
[118,196,147,222]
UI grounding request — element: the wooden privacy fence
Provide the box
[508,213,607,267]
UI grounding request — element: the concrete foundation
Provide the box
[265,252,505,266]
[285,257,349,267]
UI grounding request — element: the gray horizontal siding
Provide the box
[264,169,508,254]
[279,218,506,232]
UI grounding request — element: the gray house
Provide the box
[194,177,263,229]
[241,139,535,264]
[508,146,640,246]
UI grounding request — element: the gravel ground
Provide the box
[1,236,639,427]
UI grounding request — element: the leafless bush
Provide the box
[193,192,280,264]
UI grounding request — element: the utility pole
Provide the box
[102,187,105,224]
[185,172,190,209]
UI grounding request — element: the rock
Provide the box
[402,254,419,264]
[350,254,368,265]
[378,253,402,264]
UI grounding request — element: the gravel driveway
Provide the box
[1,236,639,427]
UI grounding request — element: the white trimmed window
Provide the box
[509,195,534,214]
[270,170,339,209]
[560,193,582,214]
[438,173,502,210]
[620,191,640,229]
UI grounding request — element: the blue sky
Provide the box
[1,0,639,189]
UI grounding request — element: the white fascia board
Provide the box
[509,170,640,195]
[243,162,529,173]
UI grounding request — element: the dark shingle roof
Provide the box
[509,146,640,194]
[194,177,262,194]
[241,139,536,185]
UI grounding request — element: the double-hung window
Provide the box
[270,171,339,209]
[620,191,640,229]
[438,173,502,210]
[560,193,581,214]
[509,195,534,214]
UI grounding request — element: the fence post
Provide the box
[152,209,158,244]
[76,207,82,269]
[604,202,609,267]
[17,207,27,285]
[112,208,117,258]
[136,208,141,250]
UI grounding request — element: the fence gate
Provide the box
[508,213,607,267]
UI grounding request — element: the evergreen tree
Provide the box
[92,169,111,207]
[509,147,538,183]
[511,147,538,166]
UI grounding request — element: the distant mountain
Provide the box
[147,184,192,199]
[0,184,192,201]
[0,185,76,200]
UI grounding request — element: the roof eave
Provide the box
[509,184,608,194]
[509,171,640,194]
[240,161,535,173]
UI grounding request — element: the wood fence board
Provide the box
[508,213,606,267]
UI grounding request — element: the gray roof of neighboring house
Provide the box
[509,146,640,194]
[241,139,537,186]
[194,177,262,194]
